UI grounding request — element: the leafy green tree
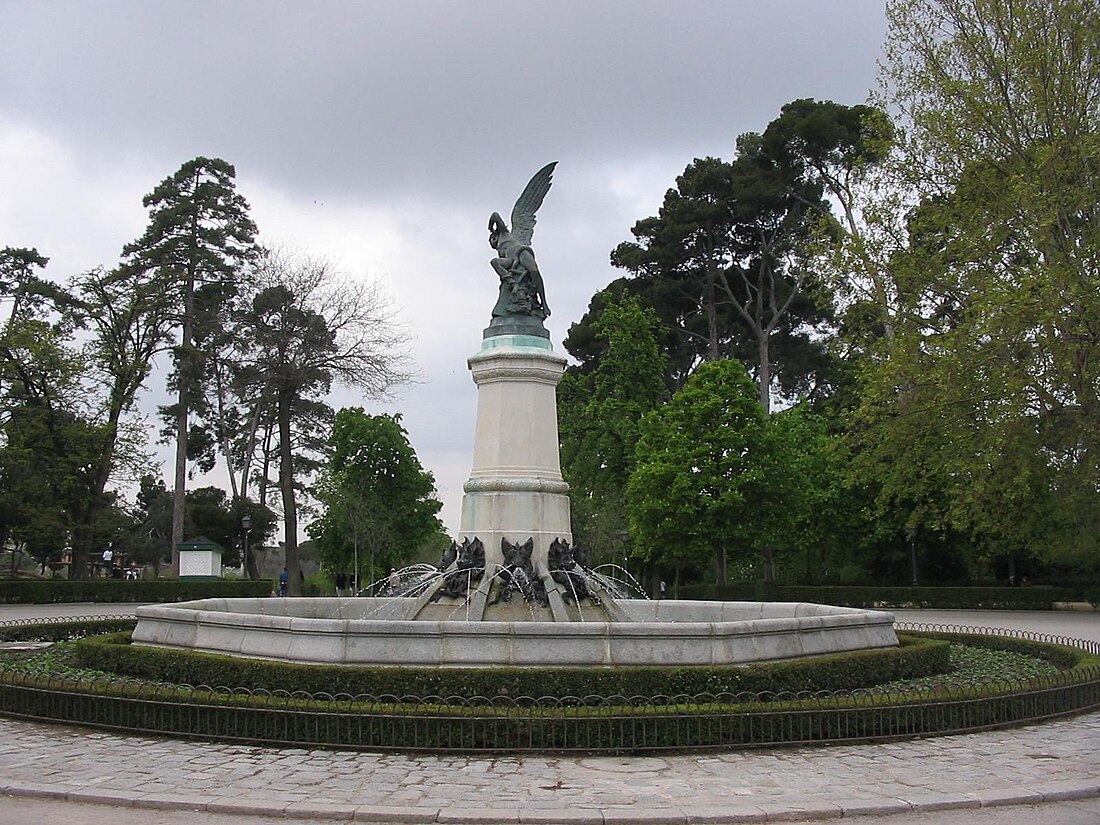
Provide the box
[559,296,667,562]
[309,408,444,588]
[0,397,110,574]
[234,251,411,593]
[627,359,769,585]
[119,477,275,574]
[846,0,1100,577]
[754,407,860,585]
[180,487,275,570]
[121,157,259,573]
[119,475,173,569]
[0,247,59,329]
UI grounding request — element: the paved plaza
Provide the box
[0,605,1097,823]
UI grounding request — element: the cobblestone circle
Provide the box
[1,712,1098,822]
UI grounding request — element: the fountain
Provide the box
[133,163,897,668]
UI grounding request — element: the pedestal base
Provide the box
[459,335,571,571]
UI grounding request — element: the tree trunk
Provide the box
[758,333,771,416]
[705,263,719,361]
[761,546,776,584]
[212,360,239,501]
[278,392,299,596]
[172,268,196,576]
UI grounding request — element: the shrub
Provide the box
[73,632,950,699]
[0,579,271,604]
[676,584,1075,610]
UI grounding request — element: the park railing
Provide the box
[0,619,1098,753]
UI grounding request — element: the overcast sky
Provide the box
[1,0,888,533]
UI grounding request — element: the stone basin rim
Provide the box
[131,598,899,668]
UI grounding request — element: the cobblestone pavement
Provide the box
[1,713,1098,823]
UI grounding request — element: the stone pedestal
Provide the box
[459,334,571,571]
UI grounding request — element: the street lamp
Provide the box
[241,514,253,580]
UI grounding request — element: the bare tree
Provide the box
[230,247,413,593]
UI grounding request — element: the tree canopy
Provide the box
[309,408,444,588]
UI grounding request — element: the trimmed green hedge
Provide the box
[74,632,951,698]
[1,621,1097,752]
[676,584,1076,610]
[2,654,1097,753]
[0,618,137,643]
[0,579,272,604]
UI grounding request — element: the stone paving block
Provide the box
[835,797,912,817]
[599,808,688,824]
[64,788,143,807]
[283,801,360,819]
[898,791,981,812]
[1032,781,1100,802]
[971,787,1045,807]
[517,807,604,824]
[204,798,289,816]
[132,792,212,811]
[677,804,769,822]
[438,806,522,823]
[353,803,442,822]
[752,801,843,821]
[4,782,69,801]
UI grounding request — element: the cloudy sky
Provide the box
[1,0,888,532]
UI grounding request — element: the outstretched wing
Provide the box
[510,161,557,246]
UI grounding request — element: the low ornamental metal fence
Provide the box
[0,617,1097,753]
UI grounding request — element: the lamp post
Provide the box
[241,514,252,580]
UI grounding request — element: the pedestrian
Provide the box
[279,567,289,597]
[101,543,114,577]
[335,571,347,596]
[387,567,401,594]
[658,579,667,599]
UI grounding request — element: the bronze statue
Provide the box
[488,162,556,323]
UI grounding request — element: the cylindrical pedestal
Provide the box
[459,335,572,570]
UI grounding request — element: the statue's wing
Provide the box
[510,162,557,246]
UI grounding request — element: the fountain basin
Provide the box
[132,598,897,668]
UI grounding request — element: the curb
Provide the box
[4,781,1100,822]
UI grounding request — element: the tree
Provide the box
[558,296,667,561]
[848,0,1100,575]
[713,133,835,414]
[233,250,412,594]
[0,255,171,578]
[627,359,769,586]
[0,395,110,575]
[309,408,443,588]
[609,133,839,414]
[759,99,898,341]
[121,157,259,574]
[0,247,58,330]
[182,487,276,569]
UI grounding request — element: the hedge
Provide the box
[4,647,1098,753]
[1,621,1097,752]
[676,584,1077,610]
[0,579,272,604]
[0,618,137,643]
[74,632,951,699]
